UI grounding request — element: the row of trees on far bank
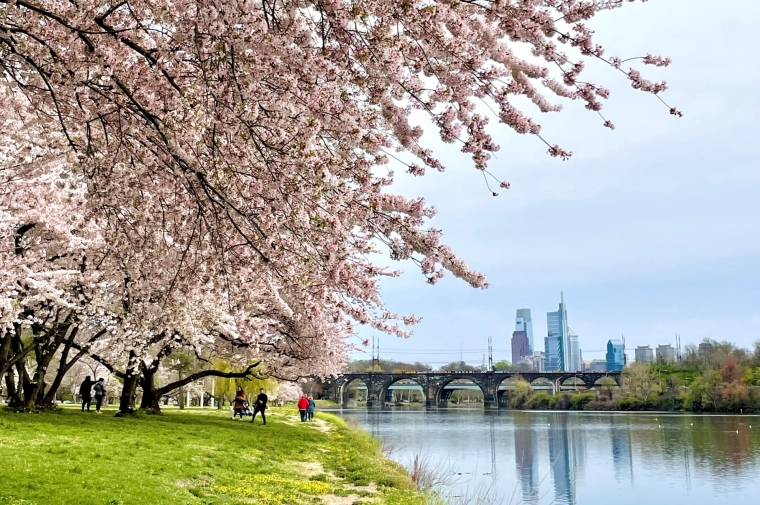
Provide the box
[504,338,760,413]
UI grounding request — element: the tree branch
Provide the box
[154,362,262,397]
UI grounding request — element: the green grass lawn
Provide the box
[0,406,429,505]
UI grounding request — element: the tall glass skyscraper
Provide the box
[568,330,581,372]
[545,293,570,371]
[606,339,625,371]
[515,309,534,354]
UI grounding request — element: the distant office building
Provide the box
[568,330,581,372]
[523,352,546,372]
[635,345,654,364]
[516,309,535,354]
[512,331,530,365]
[606,339,625,371]
[585,359,607,372]
[656,344,676,363]
[545,293,570,371]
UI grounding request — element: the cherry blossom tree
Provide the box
[1,0,679,406]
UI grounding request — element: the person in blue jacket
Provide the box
[307,395,316,421]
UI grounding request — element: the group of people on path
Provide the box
[231,387,316,424]
[79,376,106,413]
[232,386,269,425]
[297,394,316,422]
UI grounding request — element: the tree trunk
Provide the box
[117,373,139,415]
[177,371,186,410]
[4,370,16,400]
[139,366,161,412]
[117,352,140,416]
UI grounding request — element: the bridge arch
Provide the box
[559,375,588,391]
[529,377,554,388]
[435,376,487,406]
[379,377,426,406]
[340,377,369,407]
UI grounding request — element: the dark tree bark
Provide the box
[116,351,140,416]
[138,364,159,411]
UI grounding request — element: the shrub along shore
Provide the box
[0,407,431,505]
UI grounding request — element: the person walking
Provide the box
[232,386,246,420]
[79,376,94,412]
[307,395,316,421]
[297,394,309,422]
[93,378,106,414]
[251,388,268,425]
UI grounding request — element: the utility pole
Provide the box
[676,334,682,362]
[372,336,379,369]
[490,336,494,371]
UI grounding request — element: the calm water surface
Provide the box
[331,409,760,505]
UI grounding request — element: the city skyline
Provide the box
[352,291,726,367]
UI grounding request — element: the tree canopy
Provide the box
[1,0,679,412]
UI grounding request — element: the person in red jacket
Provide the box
[297,394,309,422]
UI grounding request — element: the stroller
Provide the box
[240,401,253,418]
[231,395,253,420]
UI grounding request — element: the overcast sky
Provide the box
[353,0,760,366]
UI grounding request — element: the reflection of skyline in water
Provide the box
[342,409,760,505]
[513,414,539,504]
[546,415,586,505]
[610,418,634,485]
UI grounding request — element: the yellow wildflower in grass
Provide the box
[213,473,331,505]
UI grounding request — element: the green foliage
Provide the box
[570,393,596,410]
[510,379,532,409]
[599,377,617,400]
[683,370,722,411]
[347,359,431,373]
[528,393,552,410]
[493,360,514,371]
[0,407,429,505]
[211,359,277,407]
[742,367,760,386]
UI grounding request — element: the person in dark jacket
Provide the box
[297,394,309,422]
[79,376,94,412]
[307,395,316,421]
[251,388,268,425]
[93,378,106,414]
[232,386,246,420]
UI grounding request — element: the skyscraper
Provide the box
[606,339,625,371]
[512,331,530,365]
[656,344,676,363]
[568,329,581,372]
[515,309,534,354]
[545,293,569,371]
[635,345,654,363]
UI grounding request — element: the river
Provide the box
[330,408,760,505]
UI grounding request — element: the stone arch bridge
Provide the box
[328,371,622,408]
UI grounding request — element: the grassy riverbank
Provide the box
[0,407,429,505]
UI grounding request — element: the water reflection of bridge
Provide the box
[330,371,622,408]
